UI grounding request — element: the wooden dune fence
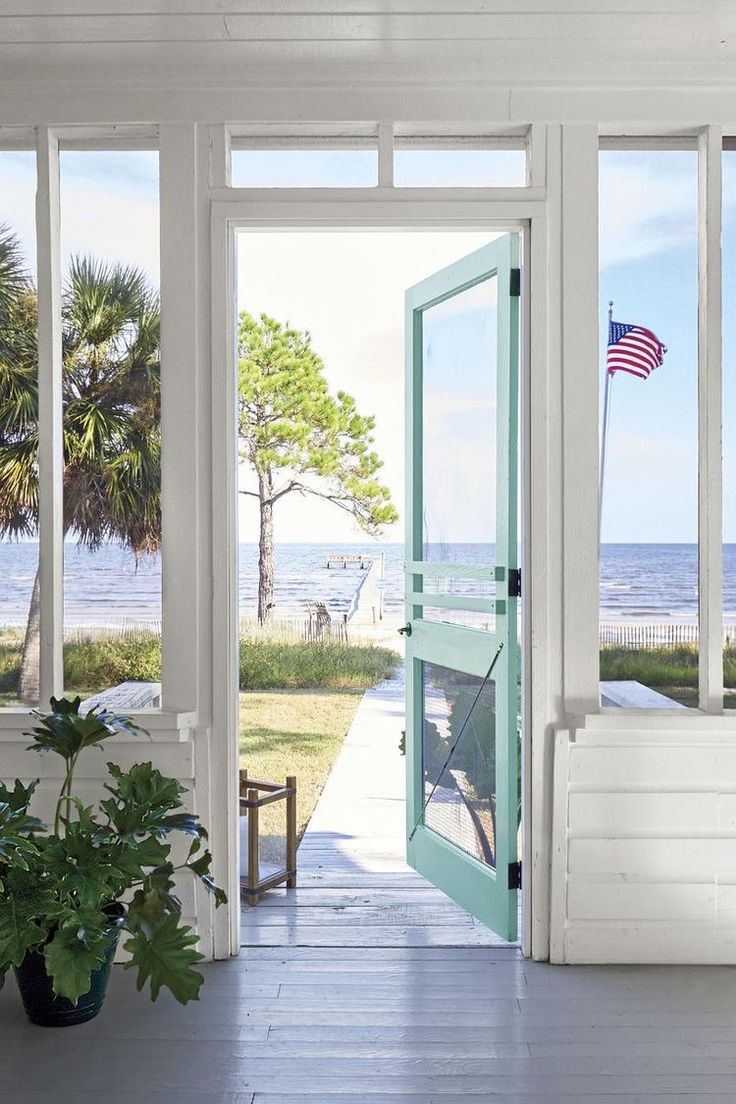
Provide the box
[64,619,162,642]
[240,613,349,644]
[600,623,736,648]
[66,614,350,645]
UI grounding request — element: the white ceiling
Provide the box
[0,1,734,92]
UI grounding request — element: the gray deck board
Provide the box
[2,676,735,1098]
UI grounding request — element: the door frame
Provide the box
[210,195,543,959]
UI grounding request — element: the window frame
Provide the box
[0,124,194,731]
[595,127,724,716]
[227,122,534,190]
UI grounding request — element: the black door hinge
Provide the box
[509,268,521,297]
[508,861,522,891]
[508,568,521,598]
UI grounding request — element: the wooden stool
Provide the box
[239,769,297,906]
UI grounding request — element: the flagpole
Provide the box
[598,301,614,541]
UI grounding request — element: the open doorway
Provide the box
[232,230,524,949]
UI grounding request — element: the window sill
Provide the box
[0,709,198,741]
[569,708,736,743]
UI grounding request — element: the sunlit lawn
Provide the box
[239,689,364,846]
[600,644,736,708]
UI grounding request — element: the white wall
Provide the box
[1,4,736,965]
[551,722,736,963]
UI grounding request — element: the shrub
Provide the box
[239,635,397,690]
[63,633,161,689]
[599,644,699,689]
[0,626,398,697]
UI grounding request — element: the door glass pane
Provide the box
[422,660,496,869]
[421,276,497,628]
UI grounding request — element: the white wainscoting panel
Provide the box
[551,725,736,963]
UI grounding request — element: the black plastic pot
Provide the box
[14,902,126,1027]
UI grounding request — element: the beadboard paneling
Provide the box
[553,728,736,963]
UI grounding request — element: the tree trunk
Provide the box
[18,564,41,704]
[257,468,275,624]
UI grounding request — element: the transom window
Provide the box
[228,124,529,189]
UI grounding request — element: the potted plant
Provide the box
[0,696,227,1026]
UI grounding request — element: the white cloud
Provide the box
[599,153,697,269]
[602,428,696,542]
[424,395,495,420]
[0,153,37,272]
[61,181,159,284]
[0,151,159,285]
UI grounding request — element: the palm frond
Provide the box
[0,224,31,319]
[0,245,161,555]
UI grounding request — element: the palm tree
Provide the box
[0,229,161,702]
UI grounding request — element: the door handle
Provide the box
[398,623,412,637]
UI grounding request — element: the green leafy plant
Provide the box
[0,697,226,1006]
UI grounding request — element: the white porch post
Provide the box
[159,123,200,714]
[207,128,241,958]
[36,126,64,705]
[560,124,601,714]
[698,124,723,713]
[527,122,564,961]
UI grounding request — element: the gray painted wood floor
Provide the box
[3,679,736,1100]
[4,950,736,1101]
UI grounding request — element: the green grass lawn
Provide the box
[600,644,736,708]
[239,689,364,847]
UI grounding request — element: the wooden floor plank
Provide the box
[2,678,734,1100]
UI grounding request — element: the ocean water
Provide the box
[1,540,735,627]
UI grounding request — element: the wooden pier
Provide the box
[346,554,385,625]
[325,553,373,570]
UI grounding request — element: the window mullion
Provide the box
[528,124,546,188]
[159,124,199,712]
[378,121,394,187]
[35,126,64,705]
[698,124,724,712]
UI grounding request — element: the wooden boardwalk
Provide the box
[241,670,509,948]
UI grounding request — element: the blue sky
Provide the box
[231,147,525,189]
[1,144,731,544]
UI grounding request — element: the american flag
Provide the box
[607,320,667,380]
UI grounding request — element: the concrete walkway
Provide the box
[240,668,511,947]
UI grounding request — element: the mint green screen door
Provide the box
[404,236,520,941]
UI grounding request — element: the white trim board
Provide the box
[209,200,546,961]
